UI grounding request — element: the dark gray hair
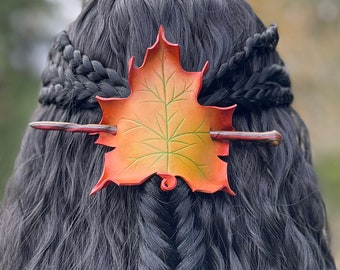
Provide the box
[0,0,335,269]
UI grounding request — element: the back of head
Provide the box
[0,0,335,269]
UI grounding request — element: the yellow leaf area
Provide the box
[91,27,236,195]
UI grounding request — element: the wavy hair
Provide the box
[0,0,335,269]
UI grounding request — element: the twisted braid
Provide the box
[216,24,279,78]
[200,24,293,109]
[39,31,129,109]
[138,178,178,270]
[200,64,293,109]
[170,180,207,270]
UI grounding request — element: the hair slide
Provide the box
[30,26,282,196]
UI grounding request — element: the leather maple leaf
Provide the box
[90,26,237,195]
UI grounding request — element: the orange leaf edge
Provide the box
[90,26,236,196]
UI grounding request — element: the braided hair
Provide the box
[0,0,335,269]
[39,31,129,109]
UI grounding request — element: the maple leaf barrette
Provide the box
[30,26,282,196]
